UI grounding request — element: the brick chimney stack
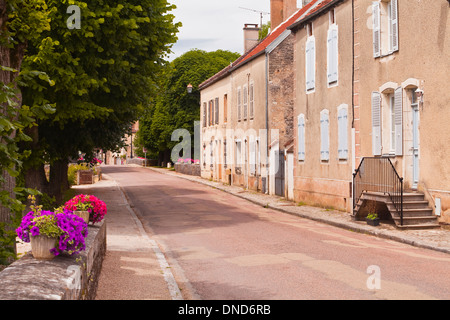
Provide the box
[270,0,298,30]
[243,23,260,53]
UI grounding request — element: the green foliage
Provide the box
[259,22,271,40]
[366,213,379,220]
[67,163,90,186]
[136,49,240,159]
[32,215,63,238]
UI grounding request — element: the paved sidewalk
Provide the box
[141,165,450,255]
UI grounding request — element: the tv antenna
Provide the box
[239,7,270,27]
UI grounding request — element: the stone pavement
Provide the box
[142,165,450,256]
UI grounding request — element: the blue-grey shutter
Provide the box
[372,91,382,156]
[394,87,403,156]
[373,2,381,58]
[338,107,348,160]
[327,27,338,84]
[250,137,256,175]
[320,110,330,161]
[297,114,305,161]
[215,97,219,124]
[306,37,315,90]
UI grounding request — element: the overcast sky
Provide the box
[168,0,272,60]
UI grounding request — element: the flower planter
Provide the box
[366,218,380,226]
[30,235,57,260]
[74,210,90,224]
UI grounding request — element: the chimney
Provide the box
[243,23,260,53]
[270,0,298,30]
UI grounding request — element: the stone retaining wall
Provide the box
[0,221,106,300]
[174,163,201,176]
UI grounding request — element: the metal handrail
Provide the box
[353,157,403,225]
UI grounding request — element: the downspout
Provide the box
[265,51,270,194]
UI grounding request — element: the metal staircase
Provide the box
[353,157,439,229]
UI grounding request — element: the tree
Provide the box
[20,0,180,203]
[0,0,53,263]
[136,49,240,165]
[259,22,271,40]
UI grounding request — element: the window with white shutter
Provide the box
[320,110,330,161]
[297,114,305,161]
[243,85,248,121]
[394,86,403,156]
[203,103,207,127]
[305,36,315,91]
[215,97,219,125]
[250,136,256,175]
[372,1,381,58]
[337,105,348,160]
[372,91,382,156]
[327,25,338,84]
[389,0,399,52]
[237,88,242,121]
[249,83,254,120]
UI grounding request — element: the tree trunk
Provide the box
[48,159,69,205]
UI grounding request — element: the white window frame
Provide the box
[373,0,399,58]
[243,84,248,121]
[249,82,254,120]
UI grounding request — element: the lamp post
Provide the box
[187,83,193,94]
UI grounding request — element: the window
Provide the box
[235,140,242,171]
[215,97,219,125]
[305,27,315,91]
[249,83,254,120]
[208,100,213,126]
[337,105,348,160]
[250,136,256,175]
[243,85,248,121]
[224,94,228,124]
[237,87,242,121]
[203,102,207,127]
[373,0,398,58]
[327,24,338,85]
[297,114,305,161]
[320,109,330,161]
[372,87,403,156]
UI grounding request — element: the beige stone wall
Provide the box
[355,0,450,221]
[292,1,354,212]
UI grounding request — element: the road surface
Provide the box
[101,165,450,300]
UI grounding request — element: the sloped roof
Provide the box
[199,0,322,90]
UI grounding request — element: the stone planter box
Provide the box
[174,163,201,176]
[0,221,106,300]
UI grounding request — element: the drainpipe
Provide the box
[265,51,270,194]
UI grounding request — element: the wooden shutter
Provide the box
[249,83,254,119]
[327,27,338,84]
[338,106,348,160]
[320,110,330,161]
[390,0,399,52]
[372,2,381,58]
[297,114,305,161]
[394,86,403,156]
[306,37,315,91]
[203,103,207,127]
[372,92,382,156]
[237,88,241,121]
[250,137,256,175]
[243,85,248,120]
[215,97,219,124]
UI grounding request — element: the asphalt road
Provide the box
[102,165,450,300]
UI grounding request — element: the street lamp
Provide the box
[187,83,193,94]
